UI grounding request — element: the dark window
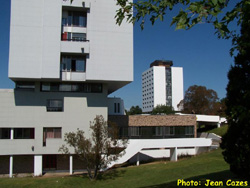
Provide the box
[41,83,102,93]
[0,128,10,139]
[47,99,63,112]
[118,103,120,113]
[16,82,35,91]
[61,56,86,72]
[165,126,174,135]
[43,155,57,169]
[91,84,102,93]
[114,103,117,113]
[185,126,194,135]
[62,11,87,27]
[14,128,34,139]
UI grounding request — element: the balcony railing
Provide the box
[61,38,89,42]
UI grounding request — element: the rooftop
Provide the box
[150,60,173,68]
[109,115,196,127]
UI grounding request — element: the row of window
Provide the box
[0,128,62,142]
[0,128,34,139]
[16,82,103,93]
[142,74,153,81]
[142,83,153,87]
[143,92,154,97]
[118,126,194,138]
[142,79,153,85]
[142,70,153,77]
[41,83,102,93]
[143,106,154,109]
[143,100,153,105]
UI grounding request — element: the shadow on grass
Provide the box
[97,169,126,181]
[140,170,250,188]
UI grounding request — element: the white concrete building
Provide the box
[142,60,184,112]
[0,0,133,177]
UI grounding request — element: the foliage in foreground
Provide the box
[116,0,247,51]
[59,115,127,179]
[221,4,250,178]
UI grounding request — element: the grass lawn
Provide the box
[206,125,228,137]
[0,149,248,188]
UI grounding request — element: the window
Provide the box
[114,103,117,113]
[14,128,34,139]
[154,127,163,136]
[43,128,62,146]
[41,83,102,93]
[47,99,63,112]
[185,126,194,135]
[62,32,87,41]
[130,127,140,136]
[62,11,87,27]
[16,82,35,91]
[0,128,10,139]
[61,56,86,72]
[165,126,174,135]
[114,103,121,114]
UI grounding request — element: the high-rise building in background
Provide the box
[142,60,184,112]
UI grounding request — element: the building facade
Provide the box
[0,0,133,177]
[142,60,183,112]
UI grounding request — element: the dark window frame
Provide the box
[47,99,64,112]
[14,128,35,139]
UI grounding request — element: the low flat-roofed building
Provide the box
[108,115,197,139]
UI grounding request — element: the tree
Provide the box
[127,105,142,115]
[151,104,175,115]
[221,4,250,177]
[183,85,219,115]
[116,0,246,46]
[59,115,127,179]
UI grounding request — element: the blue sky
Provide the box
[0,1,237,109]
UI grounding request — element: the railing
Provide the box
[61,38,89,42]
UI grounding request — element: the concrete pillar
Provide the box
[217,122,221,128]
[9,155,13,178]
[10,128,14,140]
[170,147,178,161]
[70,155,73,175]
[136,153,140,166]
[34,155,43,176]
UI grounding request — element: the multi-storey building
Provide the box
[142,60,183,112]
[0,0,133,177]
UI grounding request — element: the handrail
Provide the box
[61,38,90,42]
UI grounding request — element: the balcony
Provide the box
[61,40,89,54]
[62,0,90,8]
[0,139,35,155]
[61,71,86,81]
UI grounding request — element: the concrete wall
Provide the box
[129,148,196,163]
[9,0,61,80]
[171,67,184,111]
[153,66,166,108]
[107,98,125,115]
[0,85,108,155]
[86,0,133,83]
